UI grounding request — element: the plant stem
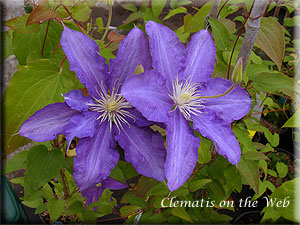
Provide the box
[41,20,50,59]
[99,4,113,45]
[237,0,268,74]
[60,168,70,199]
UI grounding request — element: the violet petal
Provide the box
[114,124,166,182]
[145,21,186,89]
[201,78,252,123]
[63,89,94,112]
[64,111,99,145]
[121,70,173,123]
[108,27,152,89]
[192,114,241,164]
[73,121,119,191]
[183,30,216,83]
[60,27,109,98]
[165,110,200,191]
[19,102,78,142]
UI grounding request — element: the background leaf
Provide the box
[255,17,285,69]
[24,146,64,200]
[3,59,78,155]
[12,21,63,65]
[152,0,167,18]
[163,7,187,20]
[71,3,92,22]
[237,158,260,194]
[208,18,230,50]
[3,150,28,174]
[48,198,65,223]
[252,72,295,98]
[4,14,41,34]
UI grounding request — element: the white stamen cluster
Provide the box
[88,82,134,132]
[169,78,205,120]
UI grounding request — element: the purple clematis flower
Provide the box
[19,26,166,203]
[121,21,251,191]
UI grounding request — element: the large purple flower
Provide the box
[19,26,166,203]
[121,21,251,191]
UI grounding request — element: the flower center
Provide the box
[169,78,205,121]
[88,82,134,132]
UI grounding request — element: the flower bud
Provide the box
[231,57,243,84]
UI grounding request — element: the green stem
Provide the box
[60,168,70,199]
[99,4,113,45]
[199,84,236,99]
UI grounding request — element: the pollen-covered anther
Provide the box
[88,82,135,132]
[169,78,205,120]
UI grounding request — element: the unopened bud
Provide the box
[231,57,243,84]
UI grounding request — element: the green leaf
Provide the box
[122,4,137,12]
[237,158,260,194]
[124,12,143,24]
[208,156,229,179]
[264,180,276,192]
[3,59,77,154]
[24,146,64,200]
[163,7,187,20]
[284,16,300,27]
[10,177,25,186]
[184,1,212,33]
[88,188,115,216]
[3,14,40,34]
[95,17,104,34]
[171,186,189,197]
[224,164,242,192]
[172,207,193,223]
[209,211,232,223]
[268,169,278,177]
[118,161,139,179]
[261,206,281,223]
[35,203,47,214]
[146,182,169,197]
[276,162,288,178]
[252,179,267,200]
[2,31,13,62]
[243,151,269,161]
[26,0,57,25]
[259,159,268,180]
[207,18,230,50]
[120,205,141,217]
[189,179,212,192]
[71,3,92,22]
[12,21,63,65]
[170,0,192,9]
[22,198,44,208]
[198,138,211,164]
[268,178,300,223]
[252,72,295,98]
[3,150,28,174]
[152,0,167,18]
[255,17,285,69]
[282,109,300,128]
[67,201,85,214]
[124,195,147,208]
[175,25,190,43]
[48,198,65,223]
[109,162,126,183]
